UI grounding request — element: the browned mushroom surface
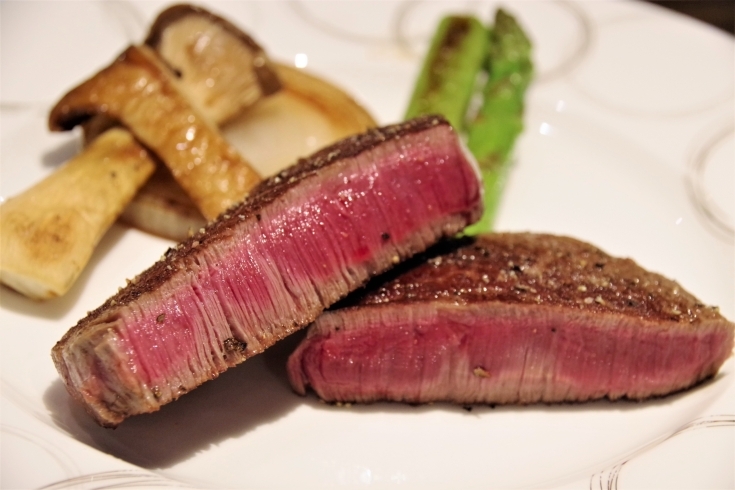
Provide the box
[49,44,262,221]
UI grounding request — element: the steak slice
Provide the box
[52,115,483,427]
[288,233,734,405]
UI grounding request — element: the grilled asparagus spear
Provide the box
[404,16,487,130]
[464,9,533,234]
[404,9,532,233]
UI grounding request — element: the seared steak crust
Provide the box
[356,233,724,324]
[288,233,734,404]
[52,116,483,427]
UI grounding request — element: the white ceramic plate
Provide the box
[1,1,733,488]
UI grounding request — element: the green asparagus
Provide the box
[404,16,487,130]
[404,9,533,234]
[464,9,533,234]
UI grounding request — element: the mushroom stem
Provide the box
[0,128,155,300]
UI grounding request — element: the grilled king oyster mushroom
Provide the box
[144,3,281,126]
[49,44,262,222]
[1,4,282,299]
[0,129,155,299]
[79,3,288,241]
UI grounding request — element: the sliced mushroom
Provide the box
[225,63,377,176]
[0,128,155,300]
[120,164,207,240]
[49,44,261,221]
[145,3,281,126]
[123,63,378,241]
[274,63,375,134]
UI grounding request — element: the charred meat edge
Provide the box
[342,233,729,324]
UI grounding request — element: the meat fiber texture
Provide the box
[288,233,734,405]
[52,115,483,427]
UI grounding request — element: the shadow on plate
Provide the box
[43,331,306,470]
[0,224,128,320]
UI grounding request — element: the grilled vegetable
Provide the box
[225,63,376,177]
[49,44,262,221]
[1,4,283,299]
[404,9,533,234]
[464,9,533,234]
[118,164,208,241]
[0,129,155,300]
[145,3,281,126]
[404,16,487,130]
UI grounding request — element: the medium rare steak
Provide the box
[288,233,734,404]
[52,115,483,427]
